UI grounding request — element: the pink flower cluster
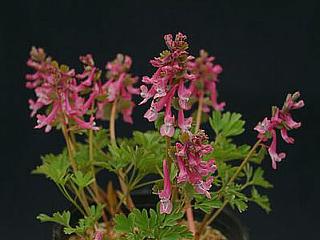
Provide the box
[26,47,100,132]
[175,130,216,198]
[96,54,139,124]
[140,33,196,136]
[26,48,139,132]
[187,50,225,111]
[254,92,304,169]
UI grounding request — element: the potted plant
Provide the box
[25,32,304,240]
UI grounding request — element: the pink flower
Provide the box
[158,159,173,214]
[139,33,196,134]
[268,130,286,169]
[144,105,158,122]
[194,176,214,198]
[178,110,192,132]
[174,130,216,198]
[254,92,304,169]
[178,81,191,110]
[176,156,188,183]
[94,231,103,240]
[95,54,139,124]
[160,115,175,137]
[26,47,100,132]
[72,115,99,131]
[188,50,225,111]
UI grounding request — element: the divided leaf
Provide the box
[33,150,70,185]
[37,211,70,227]
[114,207,192,240]
[251,168,273,188]
[194,193,223,213]
[250,187,271,213]
[209,111,245,138]
[71,171,94,188]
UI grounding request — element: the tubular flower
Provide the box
[254,92,304,169]
[175,130,217,198]
[94,231,103,240]
[96,54,139,124]
[26,47,100,132]
[187,50,225,111]
[140,33,196,134]
[158,159,173,214]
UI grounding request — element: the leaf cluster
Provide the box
[37,204,103,236]
[114,207,192,240]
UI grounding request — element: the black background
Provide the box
[1,0,319,239]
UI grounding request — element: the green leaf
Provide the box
[71,171,94,188]
[194,193,223,213]
[209,137,250,162]
[37,211,70,227]
[250,187,271,213]
[224,184,248,213]
[209,111,245,138]
[33,150,70,185]
[114,207,192,239]
[64,204,103,235]
[251,168,273,188]
[114,214,133,232]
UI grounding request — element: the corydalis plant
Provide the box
[26,33,304,240]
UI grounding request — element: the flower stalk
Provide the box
[197,139,262,237]
[109,99,135,210]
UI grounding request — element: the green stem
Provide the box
[109,99,135,210]
[88,128,109,225]
[199,199,228,233]
[62,124,90,215]
[109,100,117,146]
[195,91,204,132]
[197,139,262,235]
[56,184,86,216]
[132,179,161,190]
[62,125,77,171]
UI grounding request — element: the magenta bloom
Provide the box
[254,92,304,169]
[158,159,173,214]
[175,130,216,198]
[26,47,99,132]
[96,54,139,124]
[188,50,225,111]
[140,33,195,134]
[94,231,103,240]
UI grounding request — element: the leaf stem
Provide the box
[88,128,109,227]
[109,100,117,146]
[197,139,262,235]
[56,183,86,216]
[61,124,77,172]
[195,91,204,132]
[109,99,135,210]
[61,124,90,215]
[132,179,162,190]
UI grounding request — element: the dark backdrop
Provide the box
[0,0,319,239]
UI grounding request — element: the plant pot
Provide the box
[52,189,249,240]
